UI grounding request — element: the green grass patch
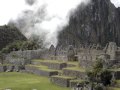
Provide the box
[109,87,120,90]
[116,80,120,83]
[109,68,120,72]
[64,67,85,72]
[52,75,75,79]
[113,88,120,90]
[0,72,69,90]
[26,64,60,72]
[26,64,48,69]
[67,61,78,66]
[0,64,13,66]
[33,59,66,64]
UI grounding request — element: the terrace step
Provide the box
[63,67,86,79]
[51,75,76,87]
[31,60,67,70]
[25,65,59,77]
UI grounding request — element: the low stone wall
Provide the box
[38,62,67,70]
[67,64,76,67]
[0,65,24,72]
[48,63,67,70]
[63,69,86,79]
[51,76,75,87]
[69,80,84,87]
[25,65,58,77]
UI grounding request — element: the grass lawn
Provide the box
[63,67,85,72]
[0,72,70,90]
[109,87,120,90]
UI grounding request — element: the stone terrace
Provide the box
[0,59,120,88]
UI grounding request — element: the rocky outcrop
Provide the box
[58,0,120,47]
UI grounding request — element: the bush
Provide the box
[86,58,112,88]
[100,69,112,86]
[94,84,104,90]
[1,40,41,54]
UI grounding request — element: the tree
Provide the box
[100,69,112,86]
[86,58,112,89]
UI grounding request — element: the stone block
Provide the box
[51,76,75,87]
[63,68,86,79]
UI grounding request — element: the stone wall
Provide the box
[5,49,48,65]
[67,64,76,67]
[63,69,86,79]
[47,63,67,70]
[35,61,67,70]
[25,65,58,77]
[0,65,24,72]
[6,49,45,60]
[51,76,75,87]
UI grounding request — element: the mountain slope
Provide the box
[0,25,27,50]
[58,0,120,47]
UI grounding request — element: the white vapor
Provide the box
[0,0,120,47]
[111,0,120,7]
[8,0,91,47]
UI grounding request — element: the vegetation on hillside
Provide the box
[0,33,45,54]
[1,40,42,54]
[0,25,27,50]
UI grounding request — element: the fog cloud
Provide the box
[8,0,91,47]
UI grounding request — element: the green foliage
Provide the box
[93,58,103,76]
[1,40,41,54]
[21,41,40,50]
[100,69,112,86]
[1,41,23,54]
[86,58,112,88]
[87,59,103,83]
[0,25,27,50]
[86,70,95,82]
[94,84,104,90]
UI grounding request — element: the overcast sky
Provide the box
[0,0,119,25]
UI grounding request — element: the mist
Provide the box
[25,0,37,6]
[8,0,91,47]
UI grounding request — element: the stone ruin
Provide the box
[3,42,120,70]
[0,42,119,89]
[67,45,76,61]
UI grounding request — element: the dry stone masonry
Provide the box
[0,42,120,88]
